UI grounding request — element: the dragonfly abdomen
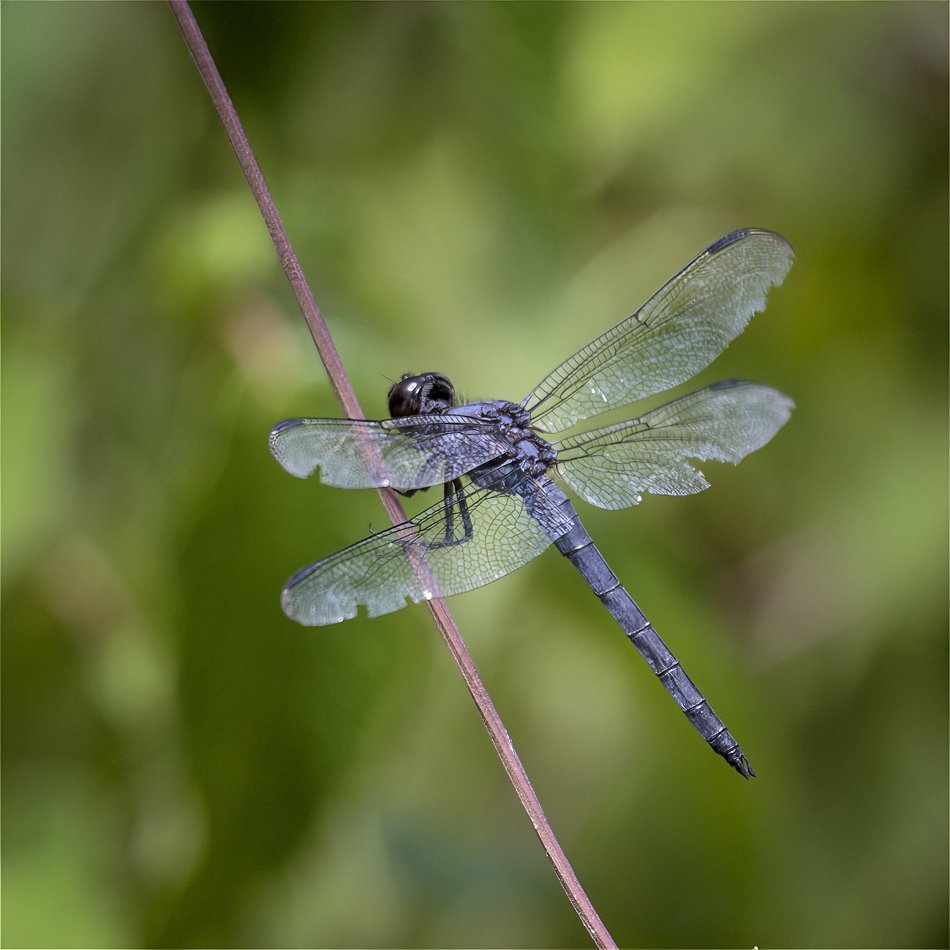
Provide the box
[550,494,755,779]
[628,623,755,778]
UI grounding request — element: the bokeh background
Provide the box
[3,3,947,948]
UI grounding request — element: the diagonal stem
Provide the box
[167,3,616,946]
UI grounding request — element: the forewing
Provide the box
[553,381,793,509]
[281,483,572,626]
[523,229,793,432]
[269,415,509,490]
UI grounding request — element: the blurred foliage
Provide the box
[3,3,947,948]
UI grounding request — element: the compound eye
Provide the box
[388,372,457,417]
[388,375,423,417]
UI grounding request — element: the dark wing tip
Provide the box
[706,227,793,257]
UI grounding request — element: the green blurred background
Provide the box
[3,3,947,947]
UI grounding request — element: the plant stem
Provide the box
[168,3,616,946]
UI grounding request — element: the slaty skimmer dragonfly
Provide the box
[270,228,793,777]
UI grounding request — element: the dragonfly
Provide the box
[270,228,794,778]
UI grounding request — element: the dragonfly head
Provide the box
[388,373,456,417]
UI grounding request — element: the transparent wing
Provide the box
[523,229,793,432]
[269,414,510,490]
[553,381,793,509]
[281,481,573,626]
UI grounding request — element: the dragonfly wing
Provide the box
[269,415,509,490]
[523,229,793,432]
[282,481,572,626]
[553,381,793,509]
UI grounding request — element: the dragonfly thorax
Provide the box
[464,400,557,488]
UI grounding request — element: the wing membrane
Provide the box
[269,415,509,490]
[523,229,793,432]
[281,482,573,626]
[553,381,793,509]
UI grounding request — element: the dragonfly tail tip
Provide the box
[735,755,756,780]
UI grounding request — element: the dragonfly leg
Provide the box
[420,479,474,551]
